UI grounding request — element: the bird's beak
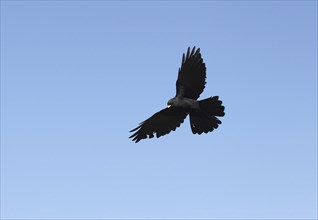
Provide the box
[167,105,171,108]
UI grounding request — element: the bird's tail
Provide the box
[189,96,225,134]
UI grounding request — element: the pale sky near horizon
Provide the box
[1,1,317,219]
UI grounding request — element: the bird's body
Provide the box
[168,96,200,111]
[130,47,225,143]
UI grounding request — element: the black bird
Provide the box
[129,47,225,143]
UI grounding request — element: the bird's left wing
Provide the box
[129,107,187,143]
[176,47,207,100]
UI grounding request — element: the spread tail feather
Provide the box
[198,96,225,116]
[189,96,225,134]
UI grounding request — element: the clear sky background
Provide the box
[1,1,317,219]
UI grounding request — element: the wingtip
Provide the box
[134,139,140,143]
[129,125,141,133]
[186,47,191,59]
[190,46,196,57]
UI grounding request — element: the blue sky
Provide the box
[1,1,317,219]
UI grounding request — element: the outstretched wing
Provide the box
[129,107,187,143]
[176,47,207,100]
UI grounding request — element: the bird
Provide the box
[129,47,225,143]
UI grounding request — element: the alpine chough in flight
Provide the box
[130,47,225,143]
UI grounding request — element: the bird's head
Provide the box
[167,98,175,108]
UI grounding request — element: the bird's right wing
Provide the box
[129,107,187,143]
